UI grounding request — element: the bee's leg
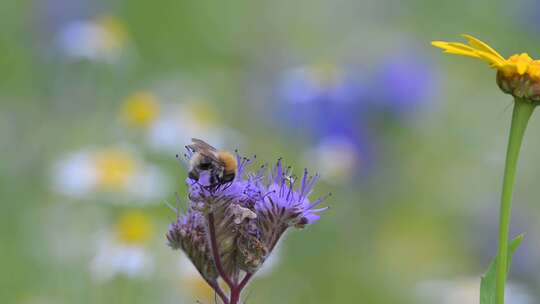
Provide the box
[188,170,199,181]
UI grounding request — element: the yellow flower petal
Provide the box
[431,41,480,59]
[475,51,505,67]
[461,34,505,61]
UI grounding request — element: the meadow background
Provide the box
[3,0,540,303]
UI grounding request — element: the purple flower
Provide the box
[276,65,366,134]
[166,144,328,304]
[368,53,435,115]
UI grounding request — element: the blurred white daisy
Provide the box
[52,147,168,203]
[90,211,155,282]
[56,15,128,62]
[119,92,233,154]
[305,136,361,183]
[416,277,534,304]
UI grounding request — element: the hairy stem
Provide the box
[230,289,240,304]
[238,272,253,291]
[208,213,235,291]
[495,99,535,304]
[206,278,229,304]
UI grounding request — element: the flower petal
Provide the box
[461,34,505,61]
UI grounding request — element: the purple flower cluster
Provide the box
[272,55,436,181]
[167,149,328,304]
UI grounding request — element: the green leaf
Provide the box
[479,234,524,304]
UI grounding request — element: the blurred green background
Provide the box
[4,0,540,303]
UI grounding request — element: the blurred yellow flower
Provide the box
[121,92,160,128]
[93,150,136,189]
[432,34,540,100]
[96,15,128,51]
[184,99,218,127]
[115,211,153,244]
[183,277,215,302]
[311,63,342,88]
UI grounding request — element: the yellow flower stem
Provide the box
[496,98,535,304]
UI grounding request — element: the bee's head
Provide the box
[220,172,236,183]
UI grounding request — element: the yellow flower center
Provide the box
[184,100,218,127]
[121,92,160,128]
[115,211,153,244]
[528,61,540,80]
[501,53,533,76]
[93,150,135,189]
[312,63,341,89]
[96,15,128,51]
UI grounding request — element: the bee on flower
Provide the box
[51,147,168,204]
[90,211,155,282]
[166,139,328,304]
[56,14,129,62]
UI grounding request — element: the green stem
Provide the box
[495,98,535,304]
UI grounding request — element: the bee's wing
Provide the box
[188,138,221,162]
[190,138,218,152]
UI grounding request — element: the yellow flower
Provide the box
[115,211,153,244]
[183,277,215,302]
[93,150,136,189]
[311,63,342,88]
[183,100,218,127]
[121,92,160,128]
[432,34,540,101]
[96,15,128,51]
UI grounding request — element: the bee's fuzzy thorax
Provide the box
[216,151,238,173]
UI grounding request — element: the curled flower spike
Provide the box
[432,34,540,101]
[167,142,329,304]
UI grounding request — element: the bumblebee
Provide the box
[187,138,238,186]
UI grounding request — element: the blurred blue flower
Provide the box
[516,0,540,33]
[367,52,436,115]
[276,64,366,134]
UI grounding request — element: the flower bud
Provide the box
[497,70,540,102]
[166,212,218,280]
